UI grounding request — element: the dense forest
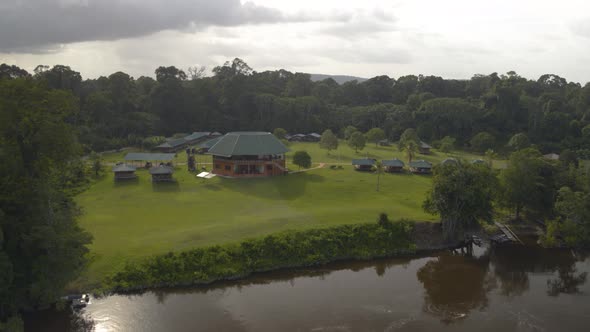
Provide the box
[2,59,590,157]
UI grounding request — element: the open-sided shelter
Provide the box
[409,160,432,174]
[352,159,376,171]
[149,165,174,182]
[112,164,137,180]
[382,159,405,172]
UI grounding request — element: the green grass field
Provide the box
[75,142,490,288]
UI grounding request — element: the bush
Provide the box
[104,219,415,292]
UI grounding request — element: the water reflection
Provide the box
[417,253,492,323]
[25,245,590,332]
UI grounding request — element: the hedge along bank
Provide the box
[103,219,416,292]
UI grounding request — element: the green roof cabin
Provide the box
[352,159,376,171]
[197,136,223,154]
[207,132,289,177]
[112,164,137,181]
[382,159,405,172]
[419,141,432,154]
[149,165,174,182]
[409,160,432,174]
[441,158,458,166]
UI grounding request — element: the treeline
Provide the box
[0,78,93,329]
[104,217,414,292]
[2,60,590,155]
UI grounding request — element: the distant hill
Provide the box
[309,74,367,84]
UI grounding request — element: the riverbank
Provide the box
[100,219,424,293]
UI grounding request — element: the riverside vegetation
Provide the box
[103,216,415,292]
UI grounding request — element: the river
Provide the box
[25,242,590,332]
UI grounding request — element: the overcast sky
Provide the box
[1,0,589,83]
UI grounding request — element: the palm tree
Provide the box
[375,161,384,192]
[400,140,418,164]
[485,149,497,168]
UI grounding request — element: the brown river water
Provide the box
[25,242,590,332]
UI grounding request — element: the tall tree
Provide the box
[348,131,366,153]
[499,148,557,219]
[366,128,386,146]
[399,128,420,163]
[319,129,338,154]
[0,79,92,324]
[424,160,497,240]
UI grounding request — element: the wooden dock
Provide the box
[491,222,524,244]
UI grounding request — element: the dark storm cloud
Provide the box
[0,0,318,53]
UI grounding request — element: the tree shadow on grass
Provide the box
[152,181,180,192]
[217,173,325,201]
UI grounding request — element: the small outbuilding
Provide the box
[378,139,391,147]
[543,153,560,161]
[419,141,431,154]
[149,165,174,182]
[441,158,458,166]
[184,132,211,145]
[155,138,188,153]
[472,159,487,165]
[409,160,432,174]
[112,164,137,181]
[352,159,376,171]
[382,159,405,172]
[307,133,321,142]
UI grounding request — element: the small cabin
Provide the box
[543,153,560,161]
[198,136,222,154]
[183,132,211,145]
[472,159,487,165]
[382,159,404,172]
[149,165,174,182]
[155,138,187,153]
[378,139,391,147]
[287,134,306,142]
[352,159,376,171]
[307,133,321,142]
[440,158,458,166]
[419,141,431,154]
[409,160,432,174]
[112,164,137,181]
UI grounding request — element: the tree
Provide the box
[187,65,207,80]
[423,160,497,240]
[399,128,420,163]
[499,148,557,219]
[0,64,30,79]
[343,125,357,140]
[484,149,497,168]
[273,128,287,140]
[348,131,366,152]
[366,128,386,146]
[89,152,102,177]
[319,129,338,154]
[292,151,312,169]
[470,132,495,153]
[375,161,384,192]
[507,133,530,151]
[439,136,456,153]
[0,79,92,324]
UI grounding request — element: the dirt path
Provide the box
[289,163,326,174]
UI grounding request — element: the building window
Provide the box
[215,164,221,169]
[225,165,231,171]
[266,165,273,171]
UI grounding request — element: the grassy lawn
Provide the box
[76,142,494,289]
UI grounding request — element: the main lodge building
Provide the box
[208,132,289,177]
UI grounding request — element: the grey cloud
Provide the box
[0,0,320,53]
[318,10,398,40]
